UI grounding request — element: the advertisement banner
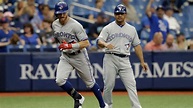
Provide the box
[152,51,193,89]
[1,53,31,91]
[0,51,193,91]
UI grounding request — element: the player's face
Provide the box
[114,13,126,24]
[58,12,68,24]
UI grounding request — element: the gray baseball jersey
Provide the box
[98,21,140,55]
[52,18,95,88]
[98,21,142,108]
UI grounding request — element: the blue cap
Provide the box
[156,5,165,11]
[54,1,68,15]
[114,4,127,14]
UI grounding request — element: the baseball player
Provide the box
[97,4,148,108]
[52,2,108,108]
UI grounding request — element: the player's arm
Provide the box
[78,39,90,49]
[146,0,154,17]
[59,39,89,50]
[97,39,114,49]
[134,45,148,71]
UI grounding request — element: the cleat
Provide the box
[74,96,85,108]
[100,103,109,108]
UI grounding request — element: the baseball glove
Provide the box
[10,33,20,45]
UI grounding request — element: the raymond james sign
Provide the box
[19,62,193,80]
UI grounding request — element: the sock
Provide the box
[91,83,105,107]
[60,81,82,99]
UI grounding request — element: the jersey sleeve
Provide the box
[132,28,140,47]
[73,23,88,41]
[97,26,108,42]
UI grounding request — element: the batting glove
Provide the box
[59,41,72,50]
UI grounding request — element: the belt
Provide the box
[66,50,81,56]
[105,52,129,57]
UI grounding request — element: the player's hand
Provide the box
[141,62,148,72]
[59,41,72,50]
[105,43,114,49]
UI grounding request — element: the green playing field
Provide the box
[0,93,193,108]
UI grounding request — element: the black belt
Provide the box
[105,52,129,57]
[66,50,81,55]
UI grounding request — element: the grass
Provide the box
[0,94,193,108]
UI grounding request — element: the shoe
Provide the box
[74,96,85,108]
[100,103,109,108]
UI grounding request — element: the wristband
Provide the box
[72,43,80,49]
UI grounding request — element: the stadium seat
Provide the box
[42,45,59,52]
[25,45,42,52]
[7,45,25,52]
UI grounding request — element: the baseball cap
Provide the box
[156,5,165,11]
[97,12,107,18]
[0,17,9,23]
[114,4,127,14]
[3,11,14,17]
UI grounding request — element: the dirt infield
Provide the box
[0,91,193,97]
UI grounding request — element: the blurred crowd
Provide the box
[0,0,193,53]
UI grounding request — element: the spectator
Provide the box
[162,0,184,13]
[20,23,41,45]
[36,0,61,9]
[140,4,156,40]
[0,17,16,52]
[3,11,20,32]
[39,18,55,45]
[88,0,105,22]
[164,7,180,36]
[144,32,164,51]
[38,4,54,21]
[162,34,178,50]
[25,2,42,31]
[89,12,108,40]
[146,0,169,43]
[13,0,27,27]
[175,33,190,50]
[121,0,139,23]
[88,12,108,51]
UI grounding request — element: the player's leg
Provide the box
[103,54,117,108]
[56,55,84,108]
[71,52,107,108]
[118,58,142,108]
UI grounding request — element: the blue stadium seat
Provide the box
[7,45,25,52]
[152,0,163,6]
[25,45,42,52]
[42,45,59,52]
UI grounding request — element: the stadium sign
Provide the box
[19,61,193,80]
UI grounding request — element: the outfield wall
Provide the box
[0,51,193,91]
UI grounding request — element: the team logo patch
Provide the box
[59,5,63,10]
[125,43,130,50]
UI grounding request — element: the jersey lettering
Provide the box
[54,32,76,40]
[107,33,132,42]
